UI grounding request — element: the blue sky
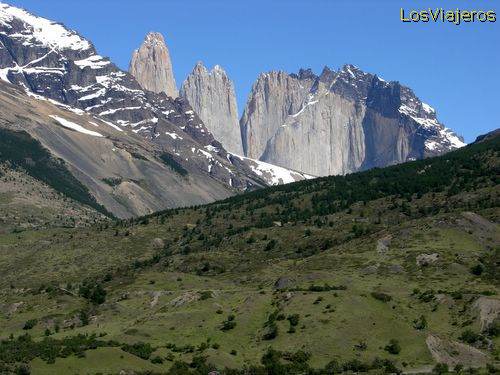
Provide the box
[6,0,499,142]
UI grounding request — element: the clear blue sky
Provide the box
[6,0,499,142]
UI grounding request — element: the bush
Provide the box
[199,291,213,300]
[22,320,37,330]
[384,339,401,355]
[121,342,155,359]
[433,363,449,374]
[150,355,163,364]
[324,359,342,373]
[79,282,106,305]
[343,359,369,372]
[15,364,31,375]
[264,239,277,252]
[221,315,236,331]
[287,314,300,327]
[371,292,392,302]
[262,322,278,340]
[470,264,484,276]
[459,329,481,344]
[413,315,427,330]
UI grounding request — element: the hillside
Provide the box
[0,132,498,374]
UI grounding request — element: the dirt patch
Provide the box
[416,253,440,267]
[473,296,500,331]
[426,334,489,367]
[170,291,200,307]
[376,236,391,254]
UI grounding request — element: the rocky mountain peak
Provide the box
[241,64,466,176]
[291,68,317,81]
[144,31,165,45]
[180,62,243,154]
[192,60,208,74]
[129,31,178,97]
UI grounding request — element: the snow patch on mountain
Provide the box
[0,3,91,51]
[74,55,110,69]
[231,154,313,185]
[50,115,103,137]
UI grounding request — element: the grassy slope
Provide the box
[0,135,498,374]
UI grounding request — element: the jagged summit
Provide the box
[129,31,178,97]
[180,62,243,155]
[144,31,165,45]
[241,64,465,176]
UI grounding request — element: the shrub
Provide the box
[343,358,369,372]
[79,282,106,305]
[287,314,300,327]
[454,364,464,373]
[433,363,449,374]
[199,291,213,300]
[262,322,278,340]
[22,320,37,330]
[15,364,31,375]
[371,292,392,302]
[324,359,342,373]
[413,315,427,330]
[459,329,481,344]
[121,342,155,360]
[221,315,236,331]
[313,296,323,304]
[150,355,163,364]
[470,264,484,276]
[384,339,401,355]
[354,341,367,351]
[264,239,277,251]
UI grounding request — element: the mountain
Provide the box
[0,79,256,218]
[241,65,466,176]
[129,32,178,98]
[0,131,497,373]
[0,3,284,217]
[180,62,243,155]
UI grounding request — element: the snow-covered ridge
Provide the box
[230,154,314,185]
[0,2,91,51]
[399,103,466,151]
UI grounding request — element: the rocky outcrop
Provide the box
[180,62,243,154]
[129,32,178,97]
[241,64,465,177]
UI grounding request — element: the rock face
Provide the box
[240,69,316,159]
[241,65,466,176]
[129,32,178,97]
[180,62,243,155]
